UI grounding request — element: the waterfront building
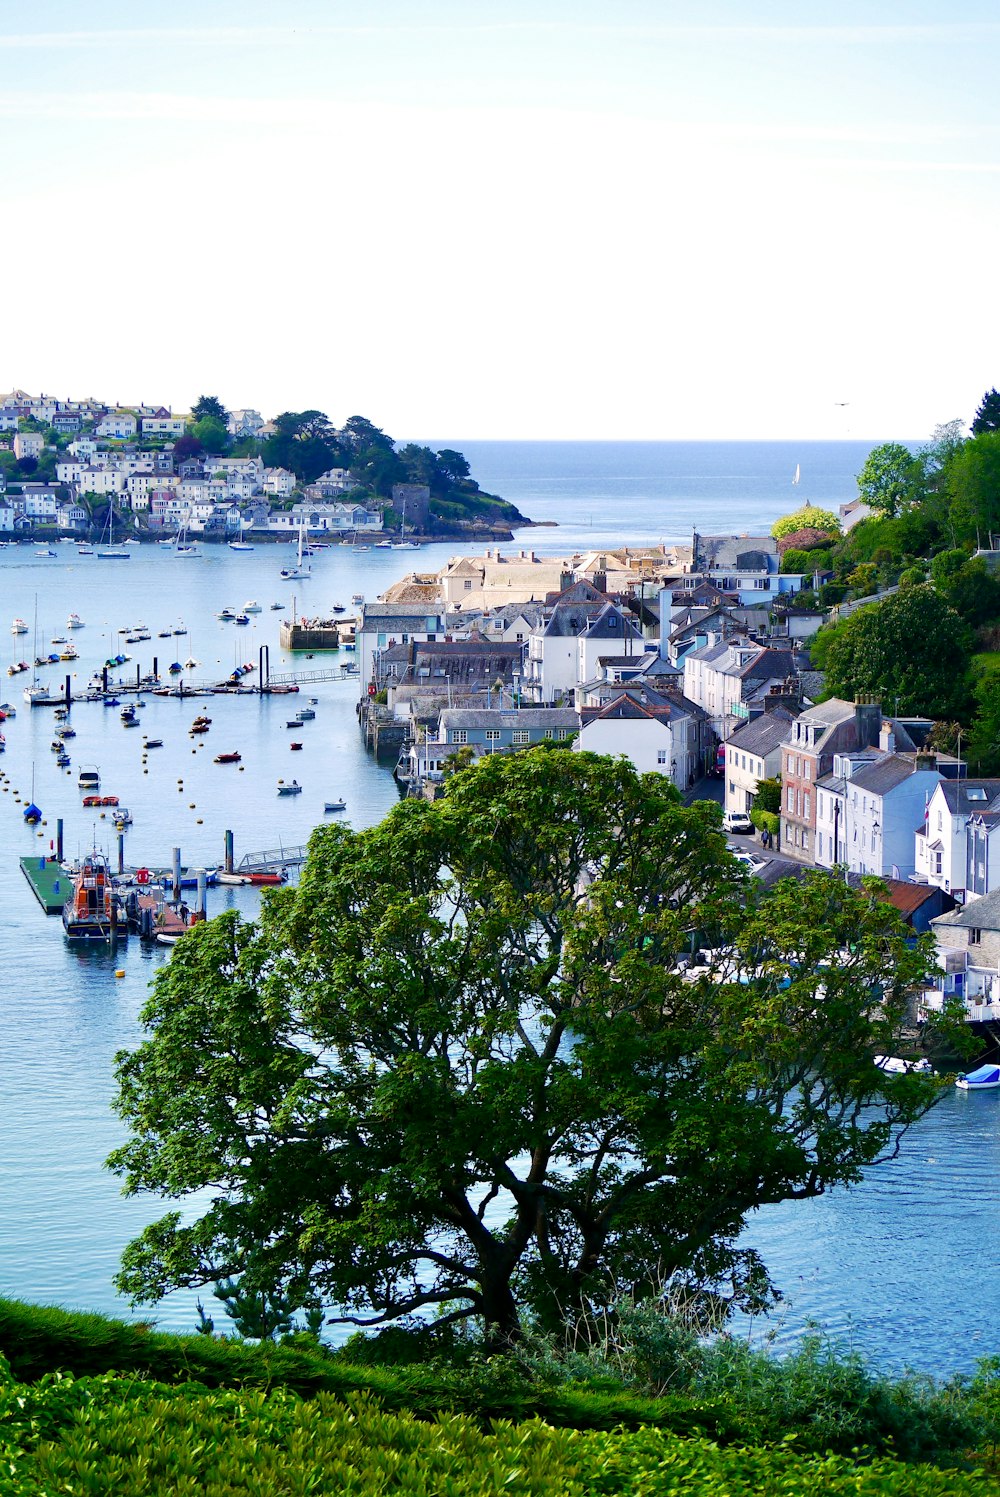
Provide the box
[405,706,580,787]
[922,886,1000,1018]
[914,779,1000,899]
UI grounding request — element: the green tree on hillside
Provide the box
[191,395,229,426]
[191,417,229,455]
[110,748,945,1346]
[855,443,926,518]
[971,388,1000,436]
[946,431,1000,547]
[823,587,972,719]
[771,505,840,540]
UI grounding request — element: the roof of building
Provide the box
[726,707,796,756]
[933,886,1000,931]
[439,707,580,730]
[849,754,929,797]
[935,779,1000,815]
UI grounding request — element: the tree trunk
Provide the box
[479,1271,522,1351]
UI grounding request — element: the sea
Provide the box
[1,439,993,1379]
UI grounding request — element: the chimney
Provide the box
[915,751,938,771]
[879,722,896,754]
[854,696,882,748]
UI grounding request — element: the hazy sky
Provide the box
[3,1,999,439]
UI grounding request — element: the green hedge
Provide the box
[750,808,779,837]
[0,1300,730,1440]
[2,1370,994,1497]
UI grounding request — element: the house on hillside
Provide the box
[577,687,707,790]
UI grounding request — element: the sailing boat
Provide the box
[280,525,311,580]
[175,511,199,556]
[24,598,63,705]
[97,504,130,559]
[792,463,801,485]
[392,492,419,549]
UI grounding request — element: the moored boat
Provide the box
[213,751,242,764]
[62,850,119,943]
[324,799,346,813]
[277,779,302,795]
[956,1065,1000,1090]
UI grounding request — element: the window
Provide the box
[463,579,473,590]
[660,750,670,765]
[786,786,795,810]
[803,760,811,781]
[451,729,468,744]
[803,793,810,819]
[485,729,500,743]
[932,851,942,875]
[512,730,531,745]
[970,928,982,945]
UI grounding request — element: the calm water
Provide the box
[2,441,991,1377]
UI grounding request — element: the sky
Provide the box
[2,0,999,440]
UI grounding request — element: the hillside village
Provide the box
[0,390,521,540]
[359,526,1000,1030]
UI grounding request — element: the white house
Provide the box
[683,638,799,740]
[13,431,44,461]
[75,467,126,496]
[914,779,1000,898]
[140,416,186,437]
[95,412,138,440]
[577,688,704,791]
[723,708,795,817]
[813,750,942,879]
[263,467,296,497]
[357,601,459,689]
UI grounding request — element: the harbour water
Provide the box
[2,439,993,1378]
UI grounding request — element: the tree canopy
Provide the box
[971,388,1000,436]
[771,505,840,540]
[191,395,229,426]
[110,748,946,1346]
[821,587,972,719]
[855,443,926,518]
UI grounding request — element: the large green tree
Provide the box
[971,388,1000,436]
[855,443,926,519]
[109,749,945,1345]
[823,587,972,718]
[946,431,1000,548]
[191,394,229,426]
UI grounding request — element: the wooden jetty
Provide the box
[19,856,70,914]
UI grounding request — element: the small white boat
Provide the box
[242,601,262,614]
[351,593,364,606]
[875,1056,933,1076]
[77,546,94,556]
[67,613,84,629]
[956,1065,1000,1090]
[324,799,346,813]
[229,541,255,552]
[295,706,316,720]
[270,602,284,610]
[277,780,302,796]
[11,618,28,635]
[217,608,237,622]
[217,871,250,885]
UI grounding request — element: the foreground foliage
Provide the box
[108,748,946,1345]
[1,1355,997,1497]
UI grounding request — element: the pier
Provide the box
[19,856,70,914]
[236,846,307,874]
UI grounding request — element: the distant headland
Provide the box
[0,391,532,544]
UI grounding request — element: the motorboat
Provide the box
[270,602,284,610]
[11,618,28,635]
[351,594,364,606]
[295,706,316,720]
[217,608,237,622]
[67,613,84,629]
[62,850,119,943]
[277,780,302,795]
[875,1056,933,1076]
[324,799,346,813]
[289,741,303,751]
[234,614,250,625]
[143,738,163,748]
[242,601,262,614]
[113,807,133,827]
[213,751,242,764]
[78,766,101,790]
[956,1065,1000,1090]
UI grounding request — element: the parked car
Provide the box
[722,810,754,835]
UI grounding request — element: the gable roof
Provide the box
[726,707,795,756]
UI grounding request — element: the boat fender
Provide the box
[136,868,150,885]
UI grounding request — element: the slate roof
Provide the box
[726,708,795,756]
[542,603,606,637]
[934,886,1000,931]
[440,707,580,730]
[936,779,1000,814]
[582,603,644,642]
[849,755,925,797]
